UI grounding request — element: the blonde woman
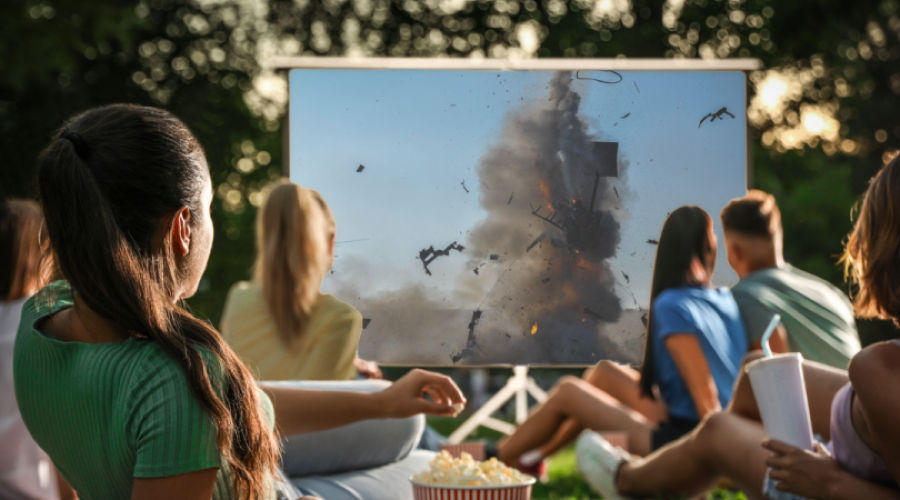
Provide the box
[221,180,380,381]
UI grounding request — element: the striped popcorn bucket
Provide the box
[410,477,536,500]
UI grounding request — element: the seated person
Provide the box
[15,104,465,499]
[577,156,900,500]
[497,206,748,468]
[721,190,860,368]
[1,199,57,499]
[220,180,380,381]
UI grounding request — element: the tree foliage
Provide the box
[2,0,898,341]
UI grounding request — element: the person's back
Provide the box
[222,181,381,382]
[650,286,747,422]
[221,281,361,381]
[721,190,859,368]
[15,283,243,499]
[732,264,859,368]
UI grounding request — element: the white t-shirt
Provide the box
[1,297,58,499]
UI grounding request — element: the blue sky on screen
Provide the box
[290,69,745,310]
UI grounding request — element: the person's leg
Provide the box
[498,376,656,464]
[537,362,666,457]
[727,353,848,439]
[616,412,771,500]
[585,361,669,421]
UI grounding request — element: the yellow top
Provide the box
[220,281,360,381]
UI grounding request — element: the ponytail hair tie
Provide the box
[61,129,91,160]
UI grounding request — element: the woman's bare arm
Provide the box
[664,334,721,419]
[261,368,465,436]
[848,342,900,489]
[131,468,217,500]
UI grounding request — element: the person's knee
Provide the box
[585,360,617,384]
[691,412,734,461]
[741,350,766,367]
[727,356,762,417]
[552,376,587,404]
[557,375,583,392]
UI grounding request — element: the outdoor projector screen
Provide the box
[289,62,749,366]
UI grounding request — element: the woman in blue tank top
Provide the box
[498,206,748,468]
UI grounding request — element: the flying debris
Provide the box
[489,254,500,261]
[574,70,623,85]
[418,241,465,276]
[362,318,372,329]
[473,267,479,275]
[647,239,659,245]
[583,307,606,320]
[620,112,631,119]
[621,271,630,283]
[531,205,565,230]
[633,81,640,93]
[356,164,365,173]
[507,192,515,205]
[451,310,483,363]
[698,106,735,128]
[526,234,545,253]
[461,180,469,193]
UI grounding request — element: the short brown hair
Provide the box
[841,155,900,324]
[720,189,782,239]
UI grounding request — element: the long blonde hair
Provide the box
[254,180,335,345]
[841,155,900,324]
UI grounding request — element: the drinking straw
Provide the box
[760,313,781,358]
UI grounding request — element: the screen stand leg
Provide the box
[447,365,548,444]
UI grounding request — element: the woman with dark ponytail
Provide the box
[13,104,465,500]
[497,206,747,469]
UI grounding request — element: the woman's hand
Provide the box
[354,357,383,379]
[375,369,466,418]
[764,439,840,498]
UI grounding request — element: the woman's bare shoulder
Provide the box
[848,340,900,391]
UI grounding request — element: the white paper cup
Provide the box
[745,353,814,450]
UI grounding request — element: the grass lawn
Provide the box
[427,416,749,500]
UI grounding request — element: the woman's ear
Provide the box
[170,206,192,257]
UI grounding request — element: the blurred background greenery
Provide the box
[2,0,898,344]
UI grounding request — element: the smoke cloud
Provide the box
[341,71,641,365]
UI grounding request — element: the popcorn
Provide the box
[412,451,531,486]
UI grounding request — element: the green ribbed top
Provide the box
[13,281,274,499]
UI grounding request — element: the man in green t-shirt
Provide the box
[720,190,860,369]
